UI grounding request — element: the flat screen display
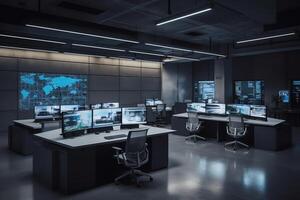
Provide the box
[154,99,163,105]
[291,80,300,107]
[226,104,251,116]
[62,110,92,133]
[206,103,226,115]
[122,107,147,125]
[34,105,60,120]
[145,99,155,106]
[91,104,102,109]
[279,90,289,103]
[19,72,87,110]
[102,102,119,108]
[93,108,122,128]
[186,103,206,113]
[250,105,267,119]
[234,80,264,105]
[194,81,215,102]
[60,105,79,113]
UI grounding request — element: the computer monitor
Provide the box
[60,105,79,113]
[279,90,289,103]
[92,108,122,128]
[34,105,60,120]
[226,104,251,116]
[102,102,119,108]
[62,110,92,134]
[122,107,147,125]
[194,81,215,102]
[145,99,155,106]
[90,104,102,109]
[186,103,206,113]
[206,103,226,115]
[234,80,264,105]
[250,105,267,120]
[154,99,163,105]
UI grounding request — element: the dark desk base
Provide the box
[33,134,169,194]
[171,116,291,151]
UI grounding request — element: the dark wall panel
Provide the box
[120,77,141,90]
[89,75,119,91]
[120,66,140,76]
[0,91,18,110]
[88,91,119,103]
[120,91,141,106]
[0,111,18,131]
[89,64,119,76]
[0,57,18,71]
[142,77,160,90]
[0,71,18,90]
[142,68,160,77]
[141,91,161,101]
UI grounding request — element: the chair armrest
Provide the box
[112,146,123,164]
[112,146,122,151]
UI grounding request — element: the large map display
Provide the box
[19,72,87,110]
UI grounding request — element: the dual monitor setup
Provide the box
[187,103,267,121]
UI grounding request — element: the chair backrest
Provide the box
[125,129,148,154]
[228,114,244,129]
[146,107,156,123]
[187,112,199,125]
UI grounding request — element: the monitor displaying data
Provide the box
[194,81,215,102]
[226,104,251,116]
[291,80,300,107]
[62,110,92,133]
[186,103,206,113]
[145,99,155,106]
[279,90,289,103]
[102,102,119,109]
[122,107,146,125]
[206,103,226,115]
[19,72,87,110]
[93,108,122,128]
[154,99,163,105]
[34,105,60,120]
[234,80,264,105]
[250,105,267,119]
[91,104,102,109]
[61,105,79,113]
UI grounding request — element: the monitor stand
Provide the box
[121,124,139,129]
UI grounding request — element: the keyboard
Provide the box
[104,134,127,140]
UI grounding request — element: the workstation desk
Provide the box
[8,119,60,155]
[172,113,291,151]
[33,125,175,194]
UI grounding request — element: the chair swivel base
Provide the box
[185,134,206,142]
[224,140,249,151]
[115,169,153,186]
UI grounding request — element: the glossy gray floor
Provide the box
[1,129,300,200]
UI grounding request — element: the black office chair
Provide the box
[156,104,167,126]
[185,112,205,142]
[112,129,153,186]
[225,114,249,151]
[146,106,157,125]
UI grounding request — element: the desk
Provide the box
[172,113,291,151]
[33,125,175,194]
[8,119,60,155]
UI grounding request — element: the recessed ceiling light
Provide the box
[156,8,212,26]
[0,45,58,53]
[26,24,139,44]
[236,32,296,44]
[0,33,66,44]
[72,43,125,52]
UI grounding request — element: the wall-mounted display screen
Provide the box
[19,72,87,110]
[279,90,289,103]
[234,80,264,105]
[60,105,79,113]
[93,108,122,128]
[102,102,119,109]
[122,107,146,125]
[226,104,251,116]
[34,105,60,120]
[186,103,206,113]
[250,105,267,119]
[206,103,226,115]
[62,110,92,133]
[292,80,300,107]
[194,81,215,102]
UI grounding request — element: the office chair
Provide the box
[112,129,153,186]
[224,114,249,151]
[156,104,167,126]
[185,112,205,142]
[146,106,157,125]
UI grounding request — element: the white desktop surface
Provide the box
[173,113,285,127]
[34,125,176,149]
[14,119,42,130]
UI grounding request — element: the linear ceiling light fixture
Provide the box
[145,43,226,57]
[236,32,296,44]
[0,33,66,44]
[26,24,139,44]
[72,43,125,52]
[0,45,58,53]
[156,8,212,26]
[129,50,165,57]
[168,55,199,61]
